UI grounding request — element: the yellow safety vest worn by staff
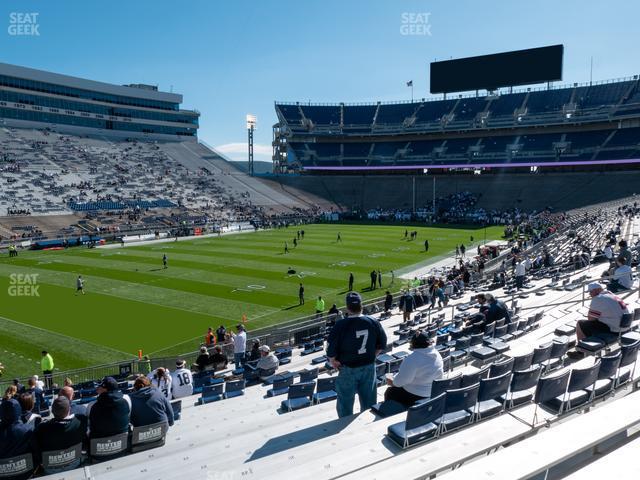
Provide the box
[41,353,54,371]
[316,298,325,312]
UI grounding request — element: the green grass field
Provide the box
[0,223,502,378]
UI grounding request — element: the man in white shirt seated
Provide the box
[384,331,444,407]
[576,282,629,342]
[608,256,634,293]
[170,359,193,399]
[255,345,279,379]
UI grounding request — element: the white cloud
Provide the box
[214,142,272,162]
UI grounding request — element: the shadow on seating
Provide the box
[246,415,359,462]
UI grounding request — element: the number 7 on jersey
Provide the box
[356,330,369,354]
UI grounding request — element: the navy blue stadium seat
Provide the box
[387,393,446,448]
[437,384,479,432]
[313,377,338,404]
[475,372,511,420]
[281,382,315,412]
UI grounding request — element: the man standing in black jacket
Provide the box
[87,377,130,439]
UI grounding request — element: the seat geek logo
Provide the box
[8,12,40,36]
[8,274,40,297]
[400,12,432,36]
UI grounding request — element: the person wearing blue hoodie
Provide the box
[0,397,35,479]
[129,376,174,428]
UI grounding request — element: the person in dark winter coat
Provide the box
[0,397,34,459]
[87,377,131,439]
[384,291,393,312]
[129,376,174,428]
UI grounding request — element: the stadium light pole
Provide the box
[247,114,257,176]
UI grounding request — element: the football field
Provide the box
[0,223,502,378]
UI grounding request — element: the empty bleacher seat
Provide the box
[430,374,462,400]
[585,351,621,398]
[387,393,446,448]
[299,368,319,383]
[131,421,169,453]
[224,379,245,399]
[199,383,224,405]
[281,382,315,412]
[267,376,294,397]
[501,365,542,408]
[489,357,514,377]
[437,384,479,432]
[475,372,511,420]
[533,370,571,421]
[313,377,338,404]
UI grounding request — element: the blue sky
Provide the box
[1,0,639,162]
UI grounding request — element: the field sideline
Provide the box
[0,223,502,378]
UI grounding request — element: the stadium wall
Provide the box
[275,171,640,212]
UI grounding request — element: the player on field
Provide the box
[299,283,305,305]
[337,232,342,242]
[284,242,289,254]
[163,254,168,269]
[75,275,85,295]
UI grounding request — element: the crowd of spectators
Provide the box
[360,191,553,227]
[0,358,193,476]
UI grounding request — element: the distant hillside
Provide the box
[229,160,273,174]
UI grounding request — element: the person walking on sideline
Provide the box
[327,292,387,418]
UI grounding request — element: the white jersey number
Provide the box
[356,330,369,354]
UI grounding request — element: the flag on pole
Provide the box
[406,80,413,87]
